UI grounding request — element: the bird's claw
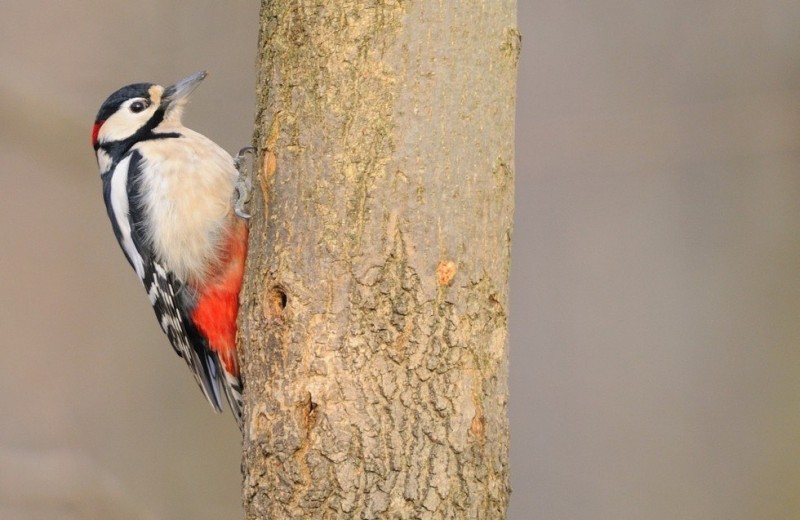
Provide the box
[234,146,256,220]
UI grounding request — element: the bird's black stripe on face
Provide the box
[99,109,182,163]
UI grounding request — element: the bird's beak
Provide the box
[162,70,207,115]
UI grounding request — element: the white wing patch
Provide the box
[109,156,145,279]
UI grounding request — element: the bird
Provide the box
[91,71,249,428]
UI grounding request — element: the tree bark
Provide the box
[240,1,518,518]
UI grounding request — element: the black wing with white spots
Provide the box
[144,262,224,411]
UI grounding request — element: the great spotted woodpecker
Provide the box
[92,71,249,428]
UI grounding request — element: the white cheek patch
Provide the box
[97,101,159,143]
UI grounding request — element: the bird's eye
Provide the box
[130,101,147,113]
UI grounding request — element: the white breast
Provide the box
[134,127,237,283]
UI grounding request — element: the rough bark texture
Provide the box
[240,1,518,518]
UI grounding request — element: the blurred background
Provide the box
[0,2,798,519]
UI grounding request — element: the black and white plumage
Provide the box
[93,72,248,427]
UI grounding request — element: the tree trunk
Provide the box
[239,1,518,518]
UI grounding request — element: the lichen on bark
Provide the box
[240,1,517,518]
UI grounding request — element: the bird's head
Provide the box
[92,71,207,151]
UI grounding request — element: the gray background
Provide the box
[1,2,799,519]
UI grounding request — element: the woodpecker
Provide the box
[92,71,248,428]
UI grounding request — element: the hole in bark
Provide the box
[267,286,287,317]
[298,392,318,434]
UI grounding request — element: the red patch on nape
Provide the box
[91,120,104,147]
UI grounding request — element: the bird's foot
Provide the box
[233,146,256,220]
